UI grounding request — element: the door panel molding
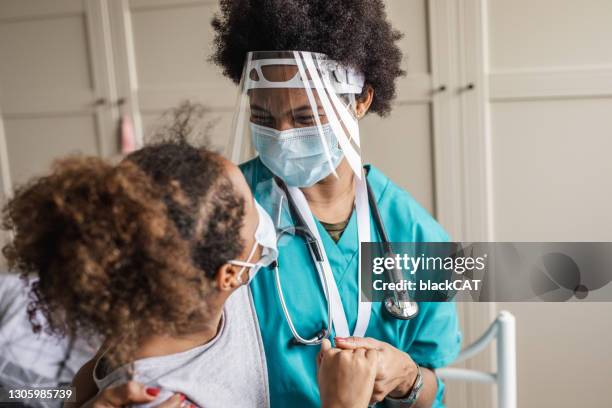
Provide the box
[490,66,612,101]
[108,0,145,149]
[0,0,83,21]
[85,0,120,157]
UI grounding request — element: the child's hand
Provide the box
[81,381,186,408]
[317,339,378,408]
[334,336,420,404]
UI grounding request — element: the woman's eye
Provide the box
[251,115,273,125]
[296,114,327,126]
[296,116,316,125]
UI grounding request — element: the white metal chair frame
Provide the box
[437,311,517,408]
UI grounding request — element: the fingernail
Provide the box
[179,394,186,401]
[146,387,160,397]
[335,337,346,342]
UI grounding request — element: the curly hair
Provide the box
[211,0,404,116]
[2,142,245,366]
[125,141,245,279]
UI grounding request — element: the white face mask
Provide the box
[229,200,278,285]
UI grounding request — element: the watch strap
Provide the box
[385,364,423,407]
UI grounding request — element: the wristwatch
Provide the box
[385,364,423,407]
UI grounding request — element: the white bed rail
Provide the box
[437,310,517,408]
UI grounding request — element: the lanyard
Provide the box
[286,171,372,338]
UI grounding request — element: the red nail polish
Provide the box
[179,394,186,402]
[146,387,160,397]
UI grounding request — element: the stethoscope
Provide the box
[273,177,419,346]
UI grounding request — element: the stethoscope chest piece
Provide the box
[289,326,329,347]
[384,298,419,320]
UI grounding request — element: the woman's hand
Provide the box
[81,381,186,408]
[317,339,378,408]
[335,336,419,405]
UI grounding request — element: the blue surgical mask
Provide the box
[250,123,344,187]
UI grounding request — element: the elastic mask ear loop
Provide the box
[236,268,248,285]
[231,241,259,284]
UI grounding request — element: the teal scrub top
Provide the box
[240,158,462,408]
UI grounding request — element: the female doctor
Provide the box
[211,0,462,407]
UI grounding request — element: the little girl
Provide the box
[3,138,379,408]
[2,139,277,407]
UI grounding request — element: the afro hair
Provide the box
[211,0,405,116]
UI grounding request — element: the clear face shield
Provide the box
[229,51,365,187]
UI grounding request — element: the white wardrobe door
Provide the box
[482,1,612,407]
[0,0,118,189]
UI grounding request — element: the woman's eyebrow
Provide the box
[251,104,270,114]
[291,105,326,115]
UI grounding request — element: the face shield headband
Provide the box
[244,55,365,94]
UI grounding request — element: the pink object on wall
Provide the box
[121,114,136,154]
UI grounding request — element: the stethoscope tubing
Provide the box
[274,226,332,345]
